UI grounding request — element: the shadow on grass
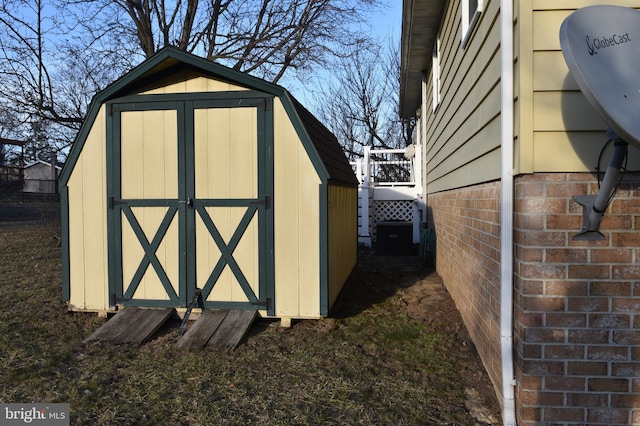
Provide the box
[329,246,433,320]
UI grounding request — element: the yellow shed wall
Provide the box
[327,184,357,309]
[67,106,109,311]
[68,72,331,317]
[519,1,640,173]
[273,99,322,318]
[139,69,249,94]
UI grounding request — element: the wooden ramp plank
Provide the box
[83,307,142,343]
[83,307,175,345]
[206,310,257,351]
[174,309,229,351]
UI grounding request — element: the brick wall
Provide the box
[427,181,503,398]
[429,173,640,425]
[515,172,640,425]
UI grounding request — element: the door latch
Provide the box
[179,198,194,208]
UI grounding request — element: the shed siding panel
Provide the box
[193,107,259,302]
[327,184,357,308]
[425,0,501,194]
[273,99,321,318]
[67,157,86,309]
[67,106,108,311]
[120,110,179,300]
[296,149,322,317]
[139,71,249,95]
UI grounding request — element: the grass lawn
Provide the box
[0,220,500,425]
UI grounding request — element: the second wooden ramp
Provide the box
[206,309,257,351]
[174,309,228,351]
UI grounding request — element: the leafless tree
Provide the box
[62,0,378,83]
[0,0,100,158]
[315,38,414,160]
[0,0,381,159]
[312,37,415,183]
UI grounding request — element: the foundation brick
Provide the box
[543,407,585,423]
[591,281,632,296]
[568,264,610,280]
[545,376,585,391]
[588,345,629,361]
[591,248,633,263]
[567,361,608,376]
[567,391,609,407]
[612,393,640,408]
[568,329,609,344]
[546,313,587,328]
[587,408,630,424]
[545,248,587,263]
[545,344,585,360]
[432,173,640,425]
[588,378,629,392]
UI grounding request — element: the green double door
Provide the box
[107,95,273,313]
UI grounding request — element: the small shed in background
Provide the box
[24,159,62,193]
[60,47,358,321]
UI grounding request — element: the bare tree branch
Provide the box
[314,37,414,166]
[0,0,383,160]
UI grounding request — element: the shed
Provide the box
[60,47,358,321]
[24,159,62,193]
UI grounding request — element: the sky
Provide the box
[371,1,403,41]
[287,1,403,108]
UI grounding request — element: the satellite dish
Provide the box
[560,5,640,149]
[560,5,640,241]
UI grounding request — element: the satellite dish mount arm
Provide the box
[573,131,627,241]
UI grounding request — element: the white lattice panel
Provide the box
[372,200,413,242]
[374,200,413,222]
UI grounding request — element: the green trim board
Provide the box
[60,186,70,302]
[318,183,329,316]
[263,98,276,315]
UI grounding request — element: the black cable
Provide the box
[595,138,628,211]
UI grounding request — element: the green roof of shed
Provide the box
[61,46,358,187]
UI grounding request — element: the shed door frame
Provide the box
[106,92,274,314]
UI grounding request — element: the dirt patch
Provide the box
[334,250,502,425]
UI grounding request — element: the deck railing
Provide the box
[350,145,423,247]
[350,145,421,188]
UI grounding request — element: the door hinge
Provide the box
[252,297,272,310]
[114,296,129,304]
[250,196,271,209]
[108,196,127,209]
